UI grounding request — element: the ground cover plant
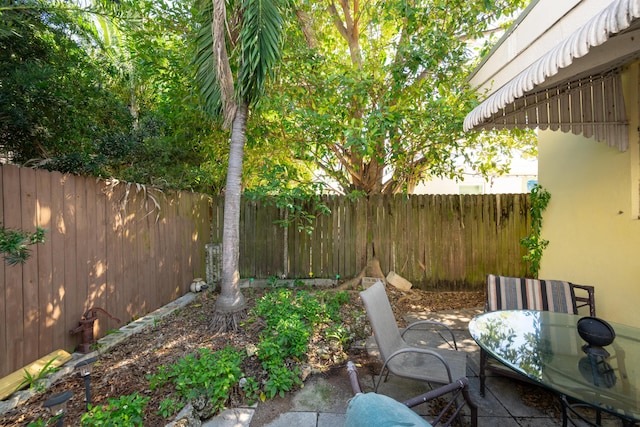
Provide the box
[0,282,485,426]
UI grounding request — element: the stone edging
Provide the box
[0,292,199,415]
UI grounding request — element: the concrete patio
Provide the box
[200,307,624,427]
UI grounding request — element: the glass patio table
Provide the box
[469,310,640,426]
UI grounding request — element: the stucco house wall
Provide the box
[464,0,640,327]
[538,61,640,327]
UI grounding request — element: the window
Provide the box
[459,184,483,195]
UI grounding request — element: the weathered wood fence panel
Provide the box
[210,193,531,290]
[0,165,210,379]
[3,165,530,380]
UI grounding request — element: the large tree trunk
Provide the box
[337,197,385,290]
[212,102,248,332]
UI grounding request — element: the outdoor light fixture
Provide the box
[43,390,73,427]
[75,356,97,409]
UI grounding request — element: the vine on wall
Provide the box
[521,185,551,277]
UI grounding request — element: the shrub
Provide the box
[148,347,244,414]
[80,393,149,426]
[249,286,354,398]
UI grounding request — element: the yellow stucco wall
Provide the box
[538,62,640,327]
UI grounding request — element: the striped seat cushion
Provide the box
[486,274,577,314]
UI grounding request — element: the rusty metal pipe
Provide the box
[69,307,121,354]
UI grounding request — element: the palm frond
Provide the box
[0,0,134,55]
[193,0,287,121]
[103,179,164,226]
[193,0,238,125]
[237,0,284,106]
[194,14,223,119]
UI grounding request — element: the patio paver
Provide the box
[195,307,623,426]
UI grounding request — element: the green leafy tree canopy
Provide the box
[260,0,533,194]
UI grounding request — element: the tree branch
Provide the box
[295,9,318,49]
[327,1,349,40]
[327,0,362,68]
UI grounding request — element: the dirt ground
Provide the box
[0,284,485,427]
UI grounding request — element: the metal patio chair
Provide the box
[346,361,478,427]
[359,281,467,391]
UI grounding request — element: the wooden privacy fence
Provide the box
[210,193,532,290]
[0,165,210,379]
[1,164,531,380]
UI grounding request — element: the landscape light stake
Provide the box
[76,356,97,410]
[43,390,73,427]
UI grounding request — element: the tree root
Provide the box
[210,308,248,333]
[396,290,420,306]
[336,256,386,291]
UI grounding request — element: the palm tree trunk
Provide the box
[212,101,248,332]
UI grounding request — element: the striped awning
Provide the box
[464,0,640,151]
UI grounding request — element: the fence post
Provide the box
[206,243,222,290]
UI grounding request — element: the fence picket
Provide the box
[4,166,25,370]
[35,170,53,357]
[0,168,5,376]
[20,168,39,364]
[76,175,90,332]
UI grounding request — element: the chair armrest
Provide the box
[401,320,459,350]
[403,377,478,427]
[571,283,596,317]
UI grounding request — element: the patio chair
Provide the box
[360,281,467,391]
[480,274,596,396]
[346,361,478,427]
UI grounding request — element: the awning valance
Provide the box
[464,0,640,150]
[468,71,629,151]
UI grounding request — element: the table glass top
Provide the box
[469,310,640,421]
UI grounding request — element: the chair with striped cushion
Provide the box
[479,274,596,396]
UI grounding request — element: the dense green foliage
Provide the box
[260,0,533,194]
[1,0,533,198]
[250,287,351,398]
[148,347,245,414]
[146,285,358,417]
[0,2,133,169]
[0,0,229,192]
